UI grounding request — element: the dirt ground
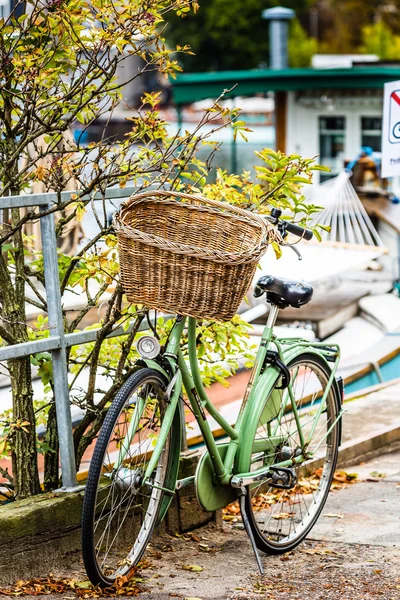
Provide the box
[3,449,400,600]
[118,524,400,600]
[4,522,399,600]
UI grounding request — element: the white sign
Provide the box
[382,80,400,178]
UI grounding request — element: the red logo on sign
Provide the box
[392,91,400,106]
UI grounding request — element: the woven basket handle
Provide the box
[120,188,269,231]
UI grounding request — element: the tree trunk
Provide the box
[8,356,41,498]
[0,205,41,498]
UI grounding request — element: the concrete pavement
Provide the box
[311,450,400,547]
[138,448,400,599]
[13,448,400,600]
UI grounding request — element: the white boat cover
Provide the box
[257,241,383,284]
[359,293,400,333]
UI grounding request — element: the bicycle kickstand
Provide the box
[238,487,265,575]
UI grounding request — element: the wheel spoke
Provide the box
[82,371,172,585]
[245,356,339,552]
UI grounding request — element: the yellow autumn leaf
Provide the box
[182,564,203,572]
[271,512,294,520]
[271,241,282,259]
[0,437,8,455]
[75,203,86,223]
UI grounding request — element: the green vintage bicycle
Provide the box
[81,210,344,586]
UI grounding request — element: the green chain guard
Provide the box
[195,443,238,512]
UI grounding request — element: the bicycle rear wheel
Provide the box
[243,353,341,554]
[82,368,175,587]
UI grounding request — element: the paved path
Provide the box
[139,449,400,599]
[341,382,400,445]
[12,449,400,600]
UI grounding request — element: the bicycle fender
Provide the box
[280,346,343,446]
[157,398,183,524]
[144,369,182,479]
[133,358,184,523]
[136,360,183,524]
[280,345,333,370]
[236,346,342,475]
[137,358,170,379]
[236,366,281,474]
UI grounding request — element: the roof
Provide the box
[171,67,400,105]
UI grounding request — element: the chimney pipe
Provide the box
[262,6,295,70]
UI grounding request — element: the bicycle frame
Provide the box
[134,311,343,497]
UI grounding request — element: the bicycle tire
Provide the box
[242,353,341,554]
[82,368,174,587]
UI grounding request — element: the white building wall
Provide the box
[285,91,383,184]
[285,90,400,280]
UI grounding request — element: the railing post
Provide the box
[40,205,77,489]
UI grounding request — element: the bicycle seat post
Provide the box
[266,304,279,330]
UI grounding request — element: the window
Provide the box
[361,117,382,152]
[319,116,346,181]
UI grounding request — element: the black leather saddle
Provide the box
[254,275,313,309]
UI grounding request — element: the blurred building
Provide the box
[172,62,400,184]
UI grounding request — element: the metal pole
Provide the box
[176,104,183,132]
[262,6,294,71]
[231,97,238,174]
[40,206,77,490]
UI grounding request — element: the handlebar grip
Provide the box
[284,221,313,241]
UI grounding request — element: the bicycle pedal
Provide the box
[268,466,296,489]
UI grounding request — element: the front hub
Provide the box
[113,467,143,492]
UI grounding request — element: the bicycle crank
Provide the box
[231,465,297,490]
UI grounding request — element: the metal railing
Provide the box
[0,186,141,491]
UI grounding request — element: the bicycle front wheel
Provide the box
[82,368,175,587]
[243,353,341,554]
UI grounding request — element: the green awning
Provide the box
[172,67,400,105]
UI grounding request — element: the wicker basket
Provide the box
[113,190,271,321]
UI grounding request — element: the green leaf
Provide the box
[75,112,85,124]
[313,228,322,242]
[310,165,331,172]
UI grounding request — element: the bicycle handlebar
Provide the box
[283,221,313,241]
[266,209,313,242]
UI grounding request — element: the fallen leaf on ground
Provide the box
[185,533,200,542]
[181,565,203,572]
[199,543,209,551]
[332,471,358,483]
[222,469,359,520]
[0,575,141,597]
[301,547,344,556]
